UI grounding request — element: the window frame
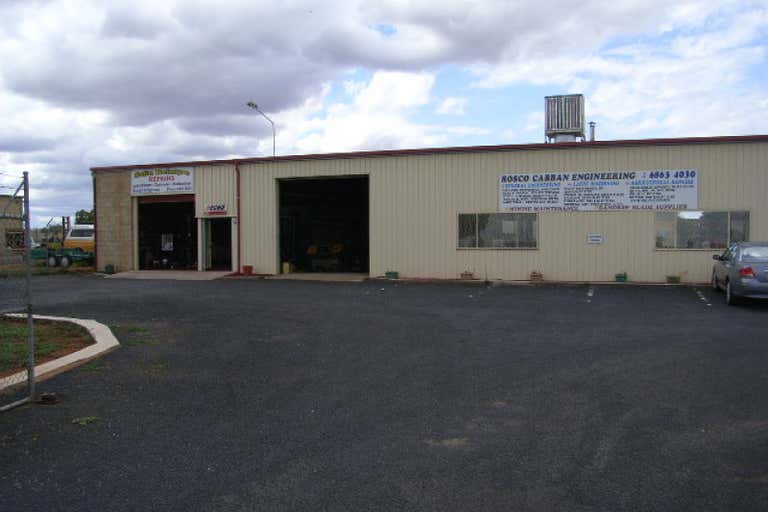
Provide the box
[69,229,94,238]
[739,245,768,262]
[653,210,749,251]
[456,212,539,250]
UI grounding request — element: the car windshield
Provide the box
[741,246,768,261]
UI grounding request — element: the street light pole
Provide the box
[246,102,276,157]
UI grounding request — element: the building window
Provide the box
[655,211,749,249]
[458,213,537,249]
[69,229,94,238]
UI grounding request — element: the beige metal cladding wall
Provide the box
[369,141,768,282]
[193,164,239,272]
[194,164,237,218]
[94,170,133,272]
[237,141,767,282]
[239,160,368,274]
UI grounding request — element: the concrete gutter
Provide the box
[265,273,368,282]
[0,314,120,392]
[105,270,232,280]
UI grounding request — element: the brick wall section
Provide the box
[94,171,133,271]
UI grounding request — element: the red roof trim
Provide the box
[90,134,768,172]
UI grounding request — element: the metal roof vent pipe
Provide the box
[589,121,596,142]
[545,94,585,143]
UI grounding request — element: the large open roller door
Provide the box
[279,176,369,273]
[138,195,197,270]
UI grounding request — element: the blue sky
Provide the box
[0,0,766,225]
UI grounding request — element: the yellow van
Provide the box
[63,224,95,253]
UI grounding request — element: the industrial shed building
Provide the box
[90,134,768,284]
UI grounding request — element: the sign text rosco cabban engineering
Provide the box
[131,167,194,196]
[498,170,698,212]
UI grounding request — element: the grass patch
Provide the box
[145,362,169,374]
[71,416,100,426]
[111,325,158,346]
[121,326,151,335]
[124,338,158,346]
[79,361,104,372]
[0,317,93,373]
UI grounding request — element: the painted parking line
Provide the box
[694,288,712,307]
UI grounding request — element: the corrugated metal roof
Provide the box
[90,134,768,172]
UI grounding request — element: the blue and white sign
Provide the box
[499,170,698,212]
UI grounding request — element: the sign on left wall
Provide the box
[131,167,194,196]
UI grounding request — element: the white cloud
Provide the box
[470,5,768,140]
[278,71,473,154]
[354,71,434,111]
[436,97,466,115]
[0,0,766,223]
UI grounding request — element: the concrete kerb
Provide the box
[367,277,711,286]
[0,314,121,392]
[105,270,233,280]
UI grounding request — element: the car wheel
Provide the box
[726,281,740,306]
[711,272,719,291]
[60,256,71,268]
[47,256,58,267]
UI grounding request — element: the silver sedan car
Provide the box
[712,242,768,305]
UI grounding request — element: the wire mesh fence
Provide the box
[1,171,36,410]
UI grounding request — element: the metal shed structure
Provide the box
[1,195,23,255]
[91,134,768,283]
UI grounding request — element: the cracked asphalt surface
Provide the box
[1,275,768,511]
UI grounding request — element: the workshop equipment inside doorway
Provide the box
[278,176,369,274]
[137,195,196,270]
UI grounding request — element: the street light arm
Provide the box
[257,109,274,126]
[246,102,276,157]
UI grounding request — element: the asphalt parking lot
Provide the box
[1,275,768,511]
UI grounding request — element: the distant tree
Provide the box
[75,209,95,224]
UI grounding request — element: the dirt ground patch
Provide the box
[0,317,94,377]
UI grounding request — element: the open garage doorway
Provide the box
[279,176,369,274]
[138,196,197,270]
[202,217,232,271]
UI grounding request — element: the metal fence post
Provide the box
[23,171,35,400]
[0,170,35,411]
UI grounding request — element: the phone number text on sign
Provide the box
[498,170,698,212]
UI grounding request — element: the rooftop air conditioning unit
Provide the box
[545,94,585,143]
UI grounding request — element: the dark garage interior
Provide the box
[279,176,369,273]
[204,217,232,270]
[138,196,197,270]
